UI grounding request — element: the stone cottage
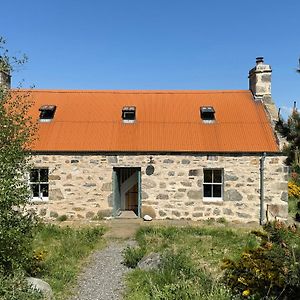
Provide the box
[3,57,288,222]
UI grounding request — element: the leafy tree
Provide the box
[0,37,37,273]
[276,103,300,169]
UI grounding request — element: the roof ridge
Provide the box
[13,89,250,94]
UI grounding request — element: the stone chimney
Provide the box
[0,58,11,89]
[249,57,286,150]
[248,57,271,98]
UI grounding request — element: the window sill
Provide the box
[29,198,49,203]
[203,198,223,203]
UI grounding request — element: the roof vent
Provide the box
[122,106,136,123]
[200,106,215,123]
[39,105,56,122]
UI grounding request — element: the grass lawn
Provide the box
[31,223,106,300]
[123,222,259,300]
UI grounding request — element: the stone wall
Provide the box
[29,153,288,222]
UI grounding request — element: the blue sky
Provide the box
[1,0,299,116]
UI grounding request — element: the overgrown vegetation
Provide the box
[126,250,233,300]
[123,224,258,299]
[124,222,300,300]
[0,37,37,274]
[223,221,300,299]
[276,102,300,167]
[123,245,146,268]
[29,224,106,299]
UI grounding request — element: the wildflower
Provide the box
[242,289,250,297]
[264,241,273,250]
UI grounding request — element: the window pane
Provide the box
[213,185,222,197]
[204,170,212,183]
[30,169,39,182]
[204,184,212,197]
[40,169,48,182]
[31,184,39,197]
[213,170,222,183]
[40,184,49,198]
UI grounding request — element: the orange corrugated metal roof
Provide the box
[18,89,279,152]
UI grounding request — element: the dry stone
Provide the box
[83,183,96,187]
[49,175,61,180]
[143,178,157,189]
[213,208,221,215]
[159,210,167,217]
[156,194,169,200]
[193,212,203,218]
[236,212,251,219]
[107,156,118,164]
[142,191,149,199]
[172,210,181,217]
[281,191,288,202]
[181,159,190,164]
[223,208,233,215]
[27,277,53,300]
[267,204,288,218]
[138,253,161,271]
[86,211,95,219]
[159,182,166,188]
[187,190,201,199]
[224,189,243,201]
[141,205,156,218]
[101,182,112,191]
[188,169,201,176]
[224,174,239,181]
[181,181,192,187]
[49,189,64,200]
[174,192,184,199]
[163,159,174,163]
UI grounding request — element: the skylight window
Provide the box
[122,106,136,123]
[200,106,215,123]
[39,105,56,122]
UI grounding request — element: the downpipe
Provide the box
[260,152,266,225]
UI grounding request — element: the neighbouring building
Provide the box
[4,57,288,222]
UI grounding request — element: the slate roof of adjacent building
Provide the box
[22,89,279,153]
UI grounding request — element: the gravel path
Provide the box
[71,241,134,300]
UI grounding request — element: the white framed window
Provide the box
[203,169,223,201]
[29,168,49,200]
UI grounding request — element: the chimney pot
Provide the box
[256,57,264,64]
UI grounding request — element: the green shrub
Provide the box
[222,221,300,299]
[0,271,42,300]
[26,249,48,277]
[123,246,146,268]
